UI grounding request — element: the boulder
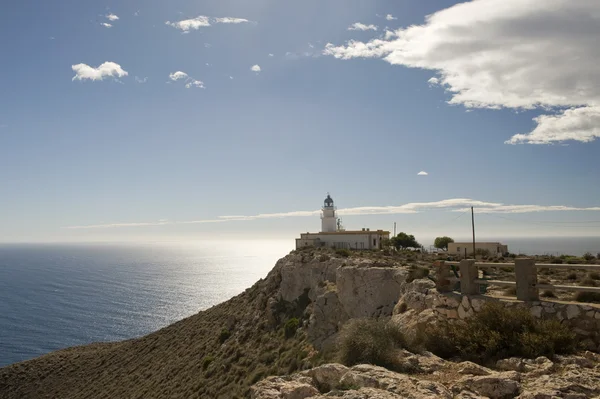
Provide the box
[457,361,492,376]
[456,372,521,399]
[250,376,319,399]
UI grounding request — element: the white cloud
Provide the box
[229,76,234,80]
[169,71,188,81]
[185,80,205,89]
[324,0,600,145]
[251,64,261,73]
[417,171,428,176]
[214,17,249,24]
[106,13,119,21]
[135,76,148,83]
[169,71,204,89]
[268,53,274,57]
[427,77,439,86]
[134,10,140,17]
[65,198,600,229]
[506,106,600,145]
[385,14,397,21]
[72,62,128,81]
[348,22,378,31]
[100,23,112,28]
[166,16,211,31]
[166,16,250,31]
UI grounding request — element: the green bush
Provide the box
[583,252,595,261]
[406,267,430,283]
[202,356,215,370]
[551,258,563,264]
[335,248,351,258]
[574,291,600,303]
[284,318,299,339]
[567,272,578,280]
[218,328,231,344]
[541,290,556,298]
[581,278,597,287]
[417,302,576,363]
[589,272,600,280]
[337,318,406,371]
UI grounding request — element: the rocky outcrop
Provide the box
[251,353,600,399]
[269,252,411,349]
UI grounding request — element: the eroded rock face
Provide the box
[252,353,600,399]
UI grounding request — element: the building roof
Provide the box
[301,230,390,235]
[450,242,506,245]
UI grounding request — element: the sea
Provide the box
[1,237,599,368]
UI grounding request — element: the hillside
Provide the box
[2,247,600,399]
[0,252,318,399]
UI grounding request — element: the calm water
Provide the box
[0,241,293,367]
[1,237,599,368]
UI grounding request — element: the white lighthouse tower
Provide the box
[321,194,337,232]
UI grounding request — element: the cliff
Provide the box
[1,248,599,399]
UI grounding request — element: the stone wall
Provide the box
[393,278,600,352]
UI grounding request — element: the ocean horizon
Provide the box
[1,237,599,367]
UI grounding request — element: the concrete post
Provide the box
[515,258,538,301]
[459,259,478,295]
[434,261,452,292]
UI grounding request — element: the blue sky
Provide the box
[1,0,600,243]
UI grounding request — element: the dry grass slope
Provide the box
[0,268,316,399]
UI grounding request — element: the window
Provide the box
[373,239,376,246]
[457,247,461,252]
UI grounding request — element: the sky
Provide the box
[1,0,600,243]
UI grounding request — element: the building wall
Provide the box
[321,207,337,232]
[447,242,508,257]
[296,232,389,250]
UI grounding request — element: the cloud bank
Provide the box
[166,16,251,31]
[324,0,600,145]
[65,198,600,229]
[72,62,128,81]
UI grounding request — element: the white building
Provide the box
[295,195,390,250]
[447,242,509,257]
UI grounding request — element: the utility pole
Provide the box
[393,222,396,236]
[471,206,476,259]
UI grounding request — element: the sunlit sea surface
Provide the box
[1,237,599,367]
[0,241,293,367]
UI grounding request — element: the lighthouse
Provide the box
[321,194,337,232]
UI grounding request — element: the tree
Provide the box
[434,236,454,251]
[391,232,420,250]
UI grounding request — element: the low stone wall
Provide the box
[394,279,600,352]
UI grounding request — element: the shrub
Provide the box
[574,291,600,303]
[406,267,429,283]
[567,272,578,280]
[337,318,406,371]
[581,278,598,287]
[218,328,231,344]
[284,318,299,339]
[541,290,556,298]
[202,356,215,370]
[589,272,600,280]
[551,258,563,264]
[503,286,517,296]
[418,302,576,363]
[583,252,595,261]
[335,248,351,258]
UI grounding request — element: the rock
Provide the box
[307,289,348,350]
[250,376,319,399]
[338,364,452,398]
[497,358,526,372]
[447,309,459,319]
[595,312,600,320]
[530,306,543,318]
[457,361,492,376]
[458,305,468,319]
[462,296,471,310]
[566,304,581,320]
[470,298,485,312]
[456,372,521,399]
[336,266,409,319]
[302,363,349,392]
[555,355,594,368]
[278,255,340,302]
[391,308,438,342]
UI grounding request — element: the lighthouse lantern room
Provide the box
[321,194,337,232]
